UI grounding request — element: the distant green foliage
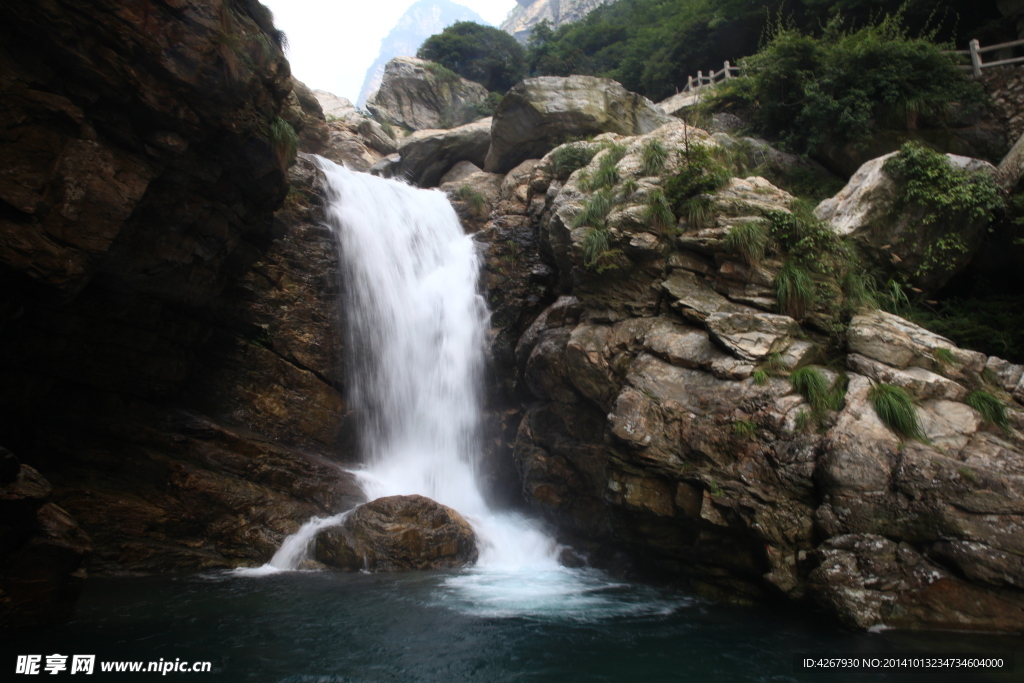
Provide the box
[725,221,768,266]
[966,390,1009,430]
[710,15,986,154]
[641,139,668,176]
[456,185,487,217]
[418,21,527,92]
[643,189,675,231]
[471,91,504,118]
[882,142,1004,278]
[514,0,1001,102]
[269,116,297,168]
[775,260,815,320]
[550,143,599,179]
[907,292,1024,365]
[869,383,924,440]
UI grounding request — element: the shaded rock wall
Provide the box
[0,0,368,625]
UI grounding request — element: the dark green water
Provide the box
[3,569,1020,682]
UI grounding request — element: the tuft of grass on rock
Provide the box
[643,189,674,232]
[966,390,1009,431]
[775,259,815,320]
[725,221,768,266]
[641,139,668,176]
[869,383,924,441]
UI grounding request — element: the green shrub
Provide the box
[456,185,487,217]
[683,196,716,230]
[882,142,1004,278]
[775,260,815,320]
[418,21,527,92]
[753,369,769,386]
[551,143,599,179]
[966,390,1009,430]
[643,189,674,231]
[725,221,768,266]
[869,383,924,440]
[472,91,504,118]
[641,139,668,176]
[708,15,986,155]
[664,145,730,222]
[269,116,298,168]
[425,61,461,85]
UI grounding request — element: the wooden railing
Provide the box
[951,38,1024,77]
[681,61,741,93]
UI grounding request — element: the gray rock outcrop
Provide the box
[484,76,672,173]
[815,151,998,292]
[396,118,492,187]
[367,57,489,131]
[470,117,1024,632]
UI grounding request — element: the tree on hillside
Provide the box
[418,21,527,93]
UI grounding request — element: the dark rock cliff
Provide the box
[0,0,361,628]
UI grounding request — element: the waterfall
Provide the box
[320,158,560,570]
[238,159,675,619]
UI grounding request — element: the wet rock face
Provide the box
[367,57,489,132]
[314,495,478,572]
[0,0,367,602]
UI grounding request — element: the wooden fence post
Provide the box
[970,39,982,78]
[687,75,693,92]
[697,71,703,90]
[723,61,731,79]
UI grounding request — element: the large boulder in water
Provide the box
[484,76,672,173]
[367,57,489,131]
[314,495,478,572]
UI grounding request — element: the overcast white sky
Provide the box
[262,1,517,103]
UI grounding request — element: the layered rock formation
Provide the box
[470,119,1024,631]
[314,495,478,572]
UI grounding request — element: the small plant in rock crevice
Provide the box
[725,221,768,266]
[643,189,674,232]
[869,383,924,441]
[641,139,669,176]
[966,390,1009,431]
[269,116,298,169]
[456,185,487,217]
[775,260,815,320]
[732,420,758,440]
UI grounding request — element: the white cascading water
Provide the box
[242,158,678,618]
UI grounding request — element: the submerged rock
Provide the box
[314,495,478,572]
